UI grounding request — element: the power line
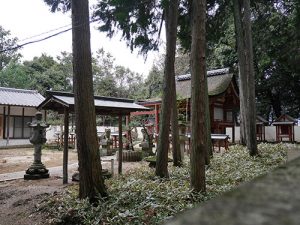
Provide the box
[0,18,100,54]
[18,23,72,43]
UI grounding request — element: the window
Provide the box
[226,111,233,122]
[13,116,33,139]
[214,107,223,121]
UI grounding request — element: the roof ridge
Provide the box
[0,86,38,94]
[46,90,135,103]
[176,68,230,81]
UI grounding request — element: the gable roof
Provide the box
[38,91,149,115]
[176,68,237,99]
[272,114,296,125]
[256,115,269,125]
[0,87,45,107]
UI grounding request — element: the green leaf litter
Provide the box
[39,143,287,225]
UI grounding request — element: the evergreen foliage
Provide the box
[39,143,287,225]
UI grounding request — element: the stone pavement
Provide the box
[167,148,300,225]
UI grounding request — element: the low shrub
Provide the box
[39,143,287,225]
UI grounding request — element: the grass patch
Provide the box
[39,143,287,225]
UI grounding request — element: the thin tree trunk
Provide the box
[155,0,179,177]
[171,83,181,167]
[72,0,107,201]
[63,107,69,184]
[190,0,207,192]
[204,73,212,164]
[233,0,257,155]
[118,114,123,174]
[169,0,181,167]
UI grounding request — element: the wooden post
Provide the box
[111,159,114,177]
[63,108,69,184]
[155,104,159,134]
[118,114,123,174]
[6,106,10,146]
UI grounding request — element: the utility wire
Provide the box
[0,18,100,54]
[18,23,72,43]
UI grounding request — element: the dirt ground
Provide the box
[0,147,146,225]
[0,148,78,174]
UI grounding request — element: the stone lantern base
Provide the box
[24,162,49,180]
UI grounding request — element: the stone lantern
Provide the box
[178,122,188,160]
[24,111,50,180]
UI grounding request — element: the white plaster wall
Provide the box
[226,126,300,143]
[265,126,276,142]
[295,127,300,142]
[0,106,41,116]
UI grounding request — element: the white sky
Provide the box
[0,0,163,76]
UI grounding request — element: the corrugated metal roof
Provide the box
[38,91,149,114]
[54,95,148,110]
[0,87,45,107]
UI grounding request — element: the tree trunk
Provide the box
[190,0,207,192]
[204,72,212,164]
[233,0,258,156]
[171,82,181,167]
[155,0,179,177]
[169,0,181,167]
[71,0,107,201]
[63,107,69,184]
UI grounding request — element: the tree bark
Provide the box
[63,107,69,184]
[72,0,107,201]
[118,114,123,174]
[155,0,179,177]
[171,82,181,167]
[169,0,181,167]
[190,0,207,192]
[233,0,258,156]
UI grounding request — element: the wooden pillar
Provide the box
[63,108,69,184]
[118,114,123,174]
[292,125,295,142]
[232,124,235,143]
[22,108,25,138]
[6,106,10,146]
[43,110,47,121]
[155,104,159,134]
[185,98,189,123]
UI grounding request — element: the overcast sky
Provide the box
[0,0,162,76]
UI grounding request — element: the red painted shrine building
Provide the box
[131,68,239,142]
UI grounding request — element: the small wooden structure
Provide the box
[256,115,268,142]
[272,114,296,143]
[211,134,230,152]
[131,68,239,143]
[38,91,149,182]
[0,87,45,146]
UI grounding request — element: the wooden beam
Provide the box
[155,104,159,134]
[6,106,10,145]
[130,110,156,116]
[63,107,69,184]
[118,114,123,174]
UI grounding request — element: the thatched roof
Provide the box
[176,68,236,99]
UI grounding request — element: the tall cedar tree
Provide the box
[233,0,257,156]
[190,0,208,192]
[72,0,107,201]
[170,3,182,167]
[155,0,180,177]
